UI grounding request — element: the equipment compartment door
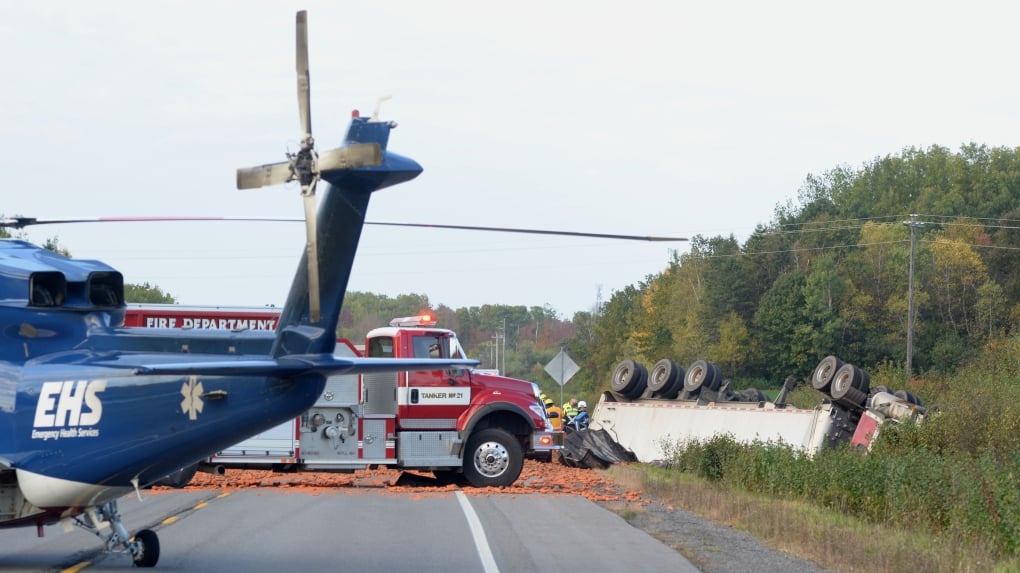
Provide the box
[361,419,388,460]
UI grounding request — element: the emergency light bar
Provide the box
[389,313,437,327]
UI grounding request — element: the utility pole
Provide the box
[490,335,500,372]
[490,319,507,374]
[903,214,925,378]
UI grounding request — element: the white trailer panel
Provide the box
[589,397,837,463]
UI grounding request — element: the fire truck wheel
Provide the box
[811,355,844,394]
[464,428,524,488]
[610,360,648,400]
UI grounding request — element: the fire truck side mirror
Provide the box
[447,367,468,384]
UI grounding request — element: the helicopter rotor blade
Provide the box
[236,161,294,190]
[302,193,321,323]
[295,10,322,322]
[296,10,312,149]
[362,222,688,242]
[0,216,687,242]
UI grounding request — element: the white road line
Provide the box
[455,491,500,573]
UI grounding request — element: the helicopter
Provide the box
[0,11,483,568]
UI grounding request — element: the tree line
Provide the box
[342,143,1020,396]
[577,144,1018,388]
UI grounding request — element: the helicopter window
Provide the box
[29,272,66,307]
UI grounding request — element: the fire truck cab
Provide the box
[123,305,562,487]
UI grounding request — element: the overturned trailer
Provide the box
[576,356,926,466]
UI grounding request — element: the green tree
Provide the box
[697,235,755,324]
[840,222,914,367]
[708,312,753,376]
[752,271,808,379]
[588,284,644,393]
[798,254,847,360]
[124,283,176,303]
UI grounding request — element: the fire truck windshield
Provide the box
[412,333,467,359]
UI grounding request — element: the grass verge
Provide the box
[606,463,1017,573]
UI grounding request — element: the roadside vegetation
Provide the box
[609,463,1010,573]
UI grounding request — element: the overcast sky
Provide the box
[2,1,1018,317]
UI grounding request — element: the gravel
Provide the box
[605,496,831,573]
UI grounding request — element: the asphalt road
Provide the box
[0,489,699,572]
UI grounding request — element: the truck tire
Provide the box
[894,389,923,406]
[684,360,720,394]
[740,387,766,402]
[811,355,844,394]
[463,428,524,488]
[648,359,684,399]
[610,360,648,400]
[831,364,870,410]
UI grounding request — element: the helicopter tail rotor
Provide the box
[233,10,381,323]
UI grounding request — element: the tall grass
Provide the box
[658,335,1020,562]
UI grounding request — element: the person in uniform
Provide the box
[545,398,564,430]
[562,398,580,423]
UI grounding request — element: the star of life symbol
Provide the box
[181,376,204,420]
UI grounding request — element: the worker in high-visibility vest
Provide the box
[545,398,564,430]
[562,398,579,423]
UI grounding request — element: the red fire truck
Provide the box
[123,304,562,487]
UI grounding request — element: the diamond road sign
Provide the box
[544,349,580,386]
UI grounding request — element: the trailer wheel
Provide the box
[741,387,767,402]
[895,389,923,406]
[684,360,720,394]
[463,428,523,488]
[610,360,648,400]
[811,355,844,395]
[831,364,870,410]
[648,359,684,399]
